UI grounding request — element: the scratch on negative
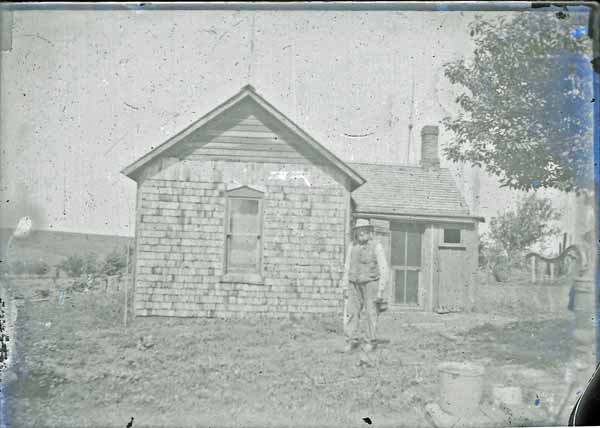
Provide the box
[20,33,55,46]
[344,132,375,138]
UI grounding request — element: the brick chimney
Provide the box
[421,125,440,168]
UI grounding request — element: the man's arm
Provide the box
[375,241,388,299]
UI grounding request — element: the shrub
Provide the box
[100,249,127,276]
[487,244,511,282]
[83,253,99,275]
[57,252,105,278]
[28,260,50,276]
[478,240,489,268]
[58,255,85,278]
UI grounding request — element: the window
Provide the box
[390,224,422,305]
[443,228,461,244]
[225,186,264,275]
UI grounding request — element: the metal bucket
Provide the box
[438,362,485,416]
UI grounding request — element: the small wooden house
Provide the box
[122,85,482,317]
[349,128,483,312]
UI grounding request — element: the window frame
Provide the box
[441,227,465,248]
[223,186,264,278]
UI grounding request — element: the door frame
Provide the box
[389,223,424,308]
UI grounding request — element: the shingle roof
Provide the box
[349,162,472,218]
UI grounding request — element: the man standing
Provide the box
[342,218,388,352]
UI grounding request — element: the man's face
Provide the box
[357,229,371,243]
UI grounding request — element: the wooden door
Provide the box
[437,247,468,312]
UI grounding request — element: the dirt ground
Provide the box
[4,287,577,428]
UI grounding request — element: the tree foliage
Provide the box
[488,193,561,255]
[443,11,594,192]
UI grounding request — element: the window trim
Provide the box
[222,186,264,278]
[440,227,465,248]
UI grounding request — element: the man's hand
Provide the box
[377,281,386,300]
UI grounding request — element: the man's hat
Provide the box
[353,218,374,231]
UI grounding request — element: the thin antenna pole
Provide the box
[407,72,416,164]
[247,15,255,84]
[291,42,297,118]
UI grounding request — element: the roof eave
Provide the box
[353,210,485,224]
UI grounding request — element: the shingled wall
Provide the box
[133,161,349,318]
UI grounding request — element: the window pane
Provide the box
[444,229,461,244]
[228,235,258,270]
[394,269,405,304]
[229,199,259,233]
[391,230,406,266]
[406,231,422,266]
[406,271,419,304]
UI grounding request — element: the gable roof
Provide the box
[349,162,483,222]
[121,84,365,190]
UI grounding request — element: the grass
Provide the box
[6,286,577,428]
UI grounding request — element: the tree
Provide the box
[488,193,561,256]
[443,10,594,193]
[442,6,598,382]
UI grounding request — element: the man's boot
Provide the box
[363,340,376,352]
[344,340,360,353]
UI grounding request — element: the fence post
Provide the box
[124,244,129,328]
[530,256,536,283]
[549,263,555,281]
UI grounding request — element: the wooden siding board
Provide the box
[205,130,281,139]
[197,137,288,146]
[194,148,305,159]
[198,141,295,150]
[183,107,317,164]
[188,155,310,164]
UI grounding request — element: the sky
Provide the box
[0,7,592,239]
